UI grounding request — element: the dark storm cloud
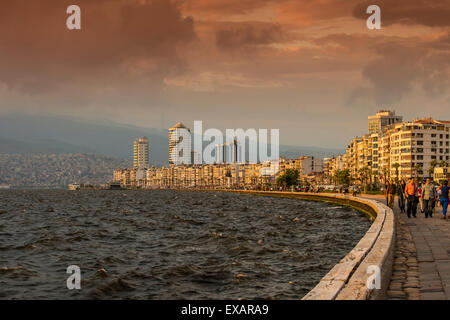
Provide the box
[0,0,196,93]
[361,32,450,105]
[215,23,284,50]
[353,0,450,27]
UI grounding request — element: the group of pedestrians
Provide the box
[385,178,450,219]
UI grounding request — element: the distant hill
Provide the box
[0,153,131,187]
[0,114,344,166]
[0,137,95,154]
[0,114,169,165]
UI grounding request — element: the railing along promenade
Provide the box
[188,190,396,300]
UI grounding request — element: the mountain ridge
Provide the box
[0,113,344,165]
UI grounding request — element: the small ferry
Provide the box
[68,184,81,191]
[0,184,10,190]
[107,182,123,190]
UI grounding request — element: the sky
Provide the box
[0,0,449,149]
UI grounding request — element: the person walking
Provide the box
[438,180,450,220]
[398,179,406,213]
[418,183,424,213]
[422,178,436,218]
[405,178,417,218]
[437,187,442,208]
[384,181,389,206]
[386,179,396,209]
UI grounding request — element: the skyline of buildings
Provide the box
[215,139,243,164]
[325,111,450,184]
[117,110,450,189]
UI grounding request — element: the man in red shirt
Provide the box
[404,178,417,218]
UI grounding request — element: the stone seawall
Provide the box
[190,190,396,300]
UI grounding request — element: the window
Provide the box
[431,155,437,159]
[417,141,423,145]
[417,148,423,153]
[432,134,436,137]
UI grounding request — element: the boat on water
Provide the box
[107,182,123,190]
[0,184,10,189]
[68,184,81,191]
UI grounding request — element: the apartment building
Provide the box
[387,118,450,180]
[333,112,450,184]
[169,122,191,165]
[133,137,149,169]
[368,110,403,135]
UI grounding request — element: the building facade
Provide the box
[169,122,192,165]
[215,139,243,164]
[329,112,450,184]
[133,137,149,169]
[368,110,403,135]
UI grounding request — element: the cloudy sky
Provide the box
[0,0,449,148]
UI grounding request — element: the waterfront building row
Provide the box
[113,156,324,188]
[325,111,450,184]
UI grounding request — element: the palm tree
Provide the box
[414,163,422,179]
[392,163,400,182]
[381,167,388,185]
[439,160,448,168]
[428,160,438,177]
[357,166,371,190]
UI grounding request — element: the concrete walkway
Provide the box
[362,194,450,300]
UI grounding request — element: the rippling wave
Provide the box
[0,190,371,299]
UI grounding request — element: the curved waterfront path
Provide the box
[362,194,450,300]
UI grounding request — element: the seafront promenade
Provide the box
[362,194,450,300]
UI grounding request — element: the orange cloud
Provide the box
[353,0,450,27]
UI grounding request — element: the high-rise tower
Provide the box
[169,122,191,165]
[133,137,149,169]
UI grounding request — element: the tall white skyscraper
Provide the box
[133,137,149,169]
[169,122,191,165]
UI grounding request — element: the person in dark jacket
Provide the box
[386,179,396,209]
[439,180,450,220]
[397,179,406,213]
